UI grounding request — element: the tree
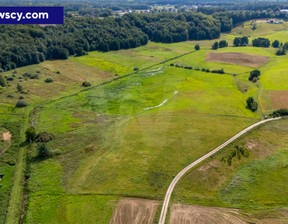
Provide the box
[37,143,51,159]
[25,127,36,142]
[17,83,23,92]
[195,44,200,51]
[272,40,280,48]
[233,37,241,47]
[212,42,218,50]
[219,40,228,48]
[246,97,258,112]
[252,38,270,48]
[249,69,261,81]
[241,36,249,46]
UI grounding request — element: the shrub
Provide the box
[25,127,36,142]
[134,67,139,71]
[35,132,55,143]
[82,81,91,87]
[17,83,23,92]
[16,100,28,108]
[29,74,39,79]
[7,94,14,98]
[37,143,51,159]
[45,78,53,83]
[170,63,174,66]
[6,77,14,81]
[270,108,288,117]
[246,97,258,112]
[19,96,24,99]
[195,44,200,51]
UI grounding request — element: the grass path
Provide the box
[5,108,31,224]
[5,147,26,224]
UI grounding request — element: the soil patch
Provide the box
[169,204,288,224]
[269,90,288,109]
[3,132,11,141]
[169,204,248,224]
[110,198,158,224]
[205,52,270,67]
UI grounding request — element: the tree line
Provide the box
[0,12,221,71]
[2,9,288,71]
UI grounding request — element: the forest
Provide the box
[1,8,288,71]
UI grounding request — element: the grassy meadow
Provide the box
[173,118,288,219]
[1,19,288,224]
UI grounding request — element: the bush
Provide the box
[25,127,36,142]
[6,77,14,81]
[37,143,51,159]
[195,44,200,51]
[0,75,7,87]
[7,95,14,98]
[19,96,24,99]
[35,132,55,143]
[15,100,28,108]
[45,78,53,83]
[211,68,224,74]
[134,67,139,71]
[82,81,91,87]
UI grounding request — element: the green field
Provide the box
[173,118,288,217]
[1,19,288,224]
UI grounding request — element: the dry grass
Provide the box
[205,52,270,67]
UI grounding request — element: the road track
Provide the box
[158,117,281,224]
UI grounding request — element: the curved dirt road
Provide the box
[158,117,281,224]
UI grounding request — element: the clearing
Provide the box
[205,52,270,67]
